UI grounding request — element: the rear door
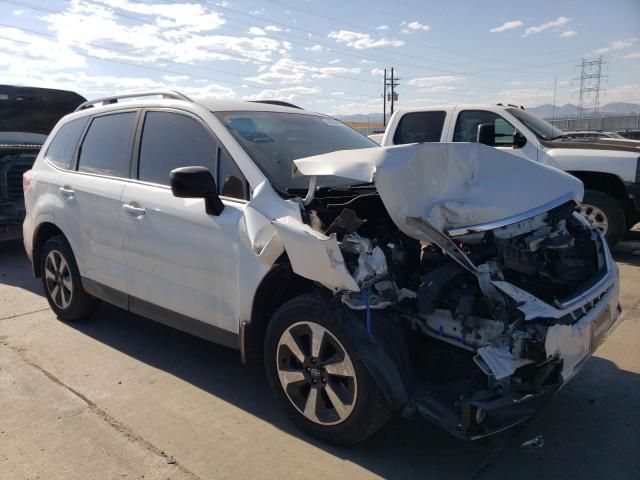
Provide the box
[121,109,249,334]
[53,110,137,292]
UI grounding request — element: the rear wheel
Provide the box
[580,190,625,246]
[264,293,391,445]
[41,235,100,321]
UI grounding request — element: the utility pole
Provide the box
[573,56,607,117]
[383,68,387,127]
[382,67,399,126]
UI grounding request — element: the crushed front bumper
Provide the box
[410,233,623,440]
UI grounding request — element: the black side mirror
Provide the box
[221,175,245,199]
[514,131,527,148]
[476,123,495,146]
[170,166,224,216]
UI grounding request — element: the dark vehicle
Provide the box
[0,85,85,241]
[617,129,640,141]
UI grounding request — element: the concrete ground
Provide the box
[1,240,639,480]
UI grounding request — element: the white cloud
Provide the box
[244,86,321,102]
[328,30,404,49]
[328,59,341,64]
[622,51,640,59]
[596,38,638,54]
[406,75,461,91]
[305,44,323,52]
[522,16,571,37]
[561,30,577,38]
[12,9,24,15]
[375,25,390,31]
[371,68,385,76]
[264,25,283,32]
[328,98,381,115]
[247,58,360,85]
[405,21,431,32]
[163,74,189,82]
[248,26,266,36]
[489,20,523,33]
[38,0,285,64]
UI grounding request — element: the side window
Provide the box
[78,112,136,177]
[138,112,217,185]
[45,117,89,169]
[453,110,518,146]
[393,111,446,144]
[218,148,248,200]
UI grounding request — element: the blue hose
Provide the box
[362,289,374,341]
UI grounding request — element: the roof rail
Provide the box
[75,91,192,111]
[249,100,303,110]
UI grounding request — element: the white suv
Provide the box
[23,92,622,444]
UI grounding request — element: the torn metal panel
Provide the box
[474,345,533,381]
[544,323,591,382]
[272,216,360,292]
[293,142,583,234]
[241,180,300,263]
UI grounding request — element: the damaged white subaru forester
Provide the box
[23,92,622,445]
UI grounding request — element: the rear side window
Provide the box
[393,111,446,144]
[137,111,217,186]
[78,112,136,177]
[45,117,89,169]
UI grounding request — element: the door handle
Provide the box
[59,186,75,198]
[123,203,146,216]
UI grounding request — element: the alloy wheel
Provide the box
[579,204,609,234]
[44,250,73,309]
[276,321,358,425]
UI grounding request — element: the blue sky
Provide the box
[1,0,639,115]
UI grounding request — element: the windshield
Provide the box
[215,111,377,192]
[506,108,565,140]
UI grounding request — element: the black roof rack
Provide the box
[75,91,192,111]
[249,100,303,109]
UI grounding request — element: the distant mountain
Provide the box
[336,102,640,122]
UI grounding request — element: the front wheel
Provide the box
[264,293,391,445]
[580,190,626,246]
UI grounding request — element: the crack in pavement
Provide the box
[0,339,201,480]
[0,307,51,322]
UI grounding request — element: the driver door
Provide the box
[121,109,249,335]
[451,109,538,160]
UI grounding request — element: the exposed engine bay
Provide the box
[300,185,612,438]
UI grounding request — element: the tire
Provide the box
[40,235,100,321]
[264,293,392,445]
[580,190,626,246]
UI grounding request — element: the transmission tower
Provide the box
[574,56,607,117]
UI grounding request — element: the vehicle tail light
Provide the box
[23,169,35,194]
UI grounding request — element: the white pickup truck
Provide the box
[372,104,640,244]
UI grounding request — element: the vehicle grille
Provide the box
[6,162,33,201]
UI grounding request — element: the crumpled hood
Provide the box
[294,143,584,236]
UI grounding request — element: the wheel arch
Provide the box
[31,222,67,278]
[241,255,314,364]
[568,171,629,202]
